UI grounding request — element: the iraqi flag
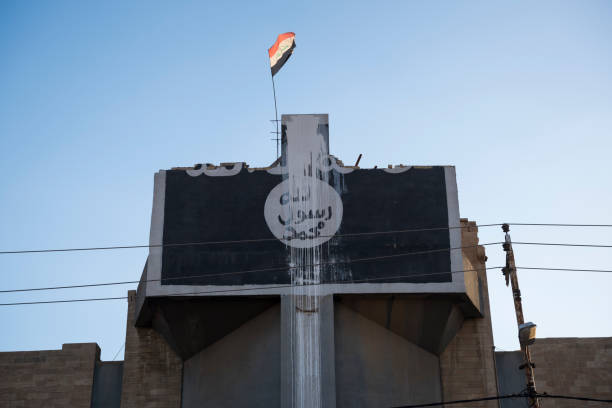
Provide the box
[268,32,296,76]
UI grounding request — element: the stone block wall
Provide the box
[120,290,182,408]
[439,219,499,407]
[530,337,612,407]
[0,342,99,408]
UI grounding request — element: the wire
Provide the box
[5,262,612,295]
[0,295,127,306]
[3,236,611,257]
[3,222,612,255]
[7,261,612,305]
[513,241,612,248]
[0,224,500,255]
[517,266,612,273]
[538,393,612,403]
[111,342,125,361]
[391,394,524,407]
[0,242,500,294]
[0,266,500,306]
[391,393,612,407]
[509,223,612,228]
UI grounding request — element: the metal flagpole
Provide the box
[271,72,280,159]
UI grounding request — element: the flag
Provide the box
[268,32,296,76]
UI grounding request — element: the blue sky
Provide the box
[1,0,611,360]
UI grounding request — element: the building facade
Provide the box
[1,115,611,407]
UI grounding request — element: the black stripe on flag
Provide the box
[271,41,296,76]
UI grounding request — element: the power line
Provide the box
[6,262,612,305]
[2,223,612,255]
[538,393,612,403]
[517,266,612,273]
[0,224,501,255]
[0,295,127,306]
[391,393,523,407]
[509,222,612,228]
[0,266,500,306]
[513,241,612,248]
[0,242,500,294]
[4,262,612,295]
[111,342,125,361]
[3,221,612,256]
[390,393,612,407]
[8,261,612,306]
[2,236,611,257]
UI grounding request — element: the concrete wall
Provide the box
[439,220,499,408]
[120,290,182,408]
[182,304,280,408]
[334,303,442,407]
[0,343,99,408]
[529,337,612,407]
[495,338,612,408]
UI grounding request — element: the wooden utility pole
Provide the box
[502,223,541,408]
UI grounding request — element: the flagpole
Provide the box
[268,32,295,159]
[271,72,280,158]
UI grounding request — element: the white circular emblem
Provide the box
[264,178,343,248]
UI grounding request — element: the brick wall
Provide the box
[0,342,99,408]
[120,290,182,408]
[439,219,499,408]
[530,337,612,407]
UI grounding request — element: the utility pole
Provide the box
[501,223,541,408]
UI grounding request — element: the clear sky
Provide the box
[1,0,611,360]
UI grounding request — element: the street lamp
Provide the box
[519,322,537,346]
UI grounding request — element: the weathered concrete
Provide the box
[139,296,278,360]
[529,337,612,407]
[337,294,467,355]
[439,220,498,408]
[495,338,612,407]
[334,302,442,407]
[0,343,99,408]
[182,304,281,408]
[120,290,182,408]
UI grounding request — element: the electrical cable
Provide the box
[4,262,612,295]
[537,393,612,403]
[391,393,524,407]
[2,236,611,257]
[0,224,500,255]
[513,241,612,248]
[2,222,612,255]
[390,392,612,407]
[516,266,612,273]
[0,265,501,306]
[111,342,125,361]
[509,223,612,228]
[7,261,612,305]
[0,242,500,294]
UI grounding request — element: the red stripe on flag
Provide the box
[268,32,295,58]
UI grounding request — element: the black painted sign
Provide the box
[161,166,452,286]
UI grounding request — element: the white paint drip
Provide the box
[283,115,335,408]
